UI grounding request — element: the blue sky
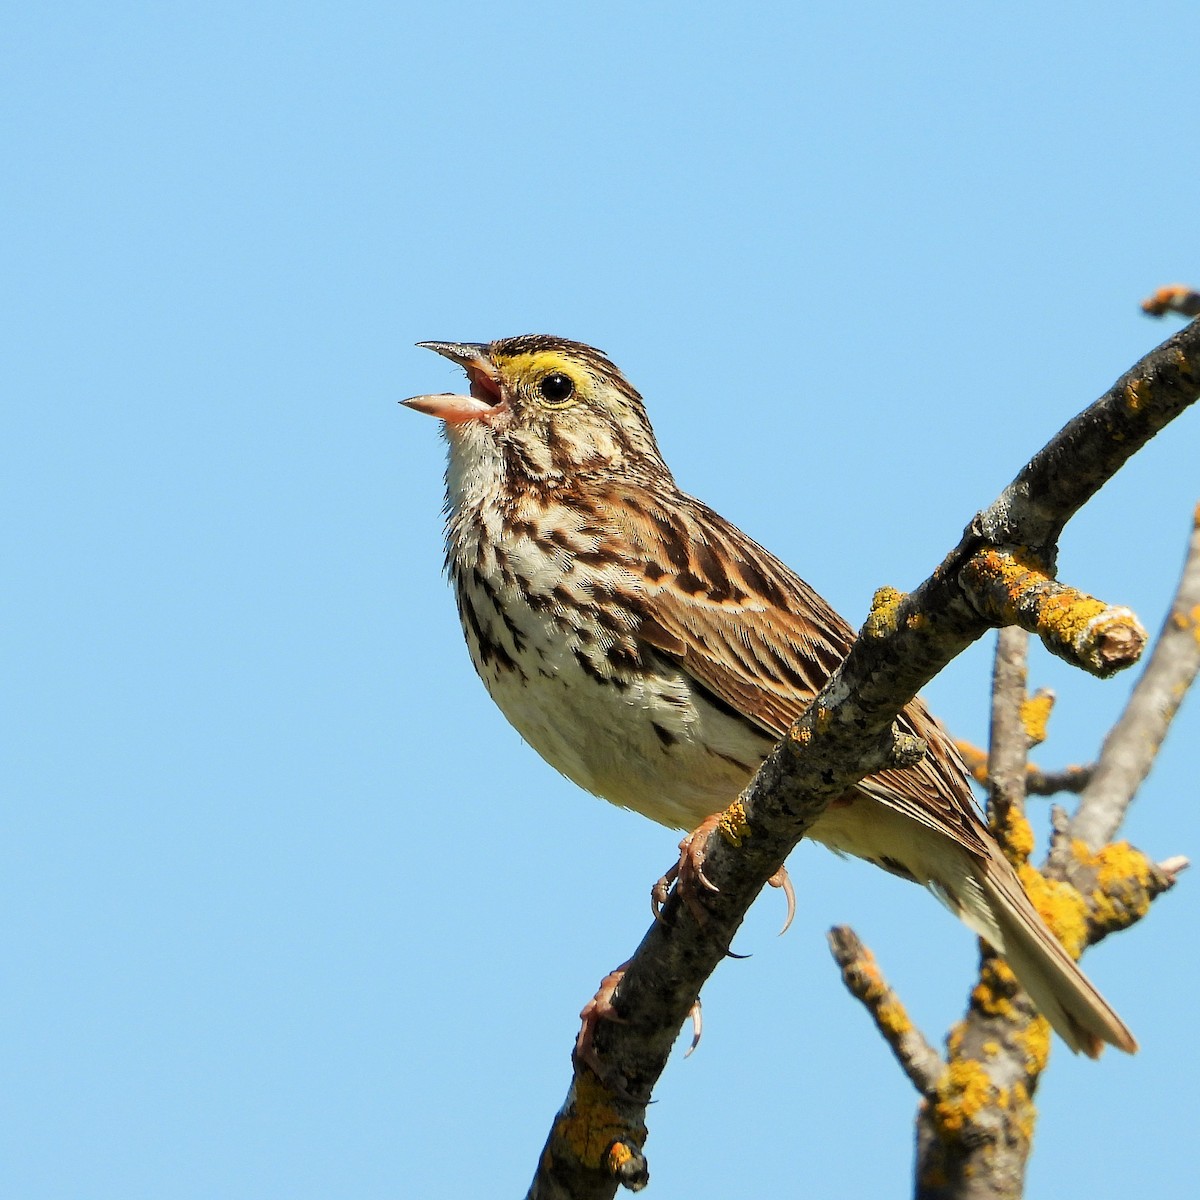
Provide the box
[6,4,1199,1197]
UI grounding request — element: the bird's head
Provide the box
[403,335,666,485]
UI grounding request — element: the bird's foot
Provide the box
[574,963,635,1098]
[652,813,725,926]
[574,964,705,1098]
[651,813,795,935]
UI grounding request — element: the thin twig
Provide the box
[1070,505,1200,849]
[1142,284,1200,319]
[827,926,943,1096]
[955,739,1094,796]
[987,626,1032,846]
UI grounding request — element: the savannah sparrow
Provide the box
[404,334,1134,1057]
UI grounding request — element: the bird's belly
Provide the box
[458,581,771,830]
[485,658,766,829]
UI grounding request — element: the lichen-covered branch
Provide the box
[961,552,1145,677]
[827,926,944,1096]
[1069,504,1200,849]
[987,627,1036,846]
[527,319,1200,1199]
[908,629,1050,1199]
[877,513,1199,1200]
[956,740,1094,797]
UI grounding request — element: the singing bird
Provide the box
[404,334,1135,1057]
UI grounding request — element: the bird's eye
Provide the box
[538,372,576,406]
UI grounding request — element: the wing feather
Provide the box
[601,482,989,857]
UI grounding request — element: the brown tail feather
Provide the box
[975,852,1137,1057]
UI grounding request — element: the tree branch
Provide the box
[1068,504,1200,848]
[526,318,1200,1199]
[828,925,944,1096]
[912,627,1046,1200]
[955,740,1095,797]
[1142,284,1200,319]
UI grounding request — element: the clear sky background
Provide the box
[6,4,1199,1198]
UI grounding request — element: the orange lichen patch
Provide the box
[1019,693,1053,746]
[788,722,813,748]
[932,1058,995,1140]
[718,800,751,847]
[960,548,1050,624]
[1141,284,1200,317]
[850,943,885,987]
[606,1141,638,1176]
[557,1072,645,1169]
[864,585,906,639]
[1018,865,1088,958]
[960,549,1146,672]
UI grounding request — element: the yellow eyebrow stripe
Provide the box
[494,350,583,381]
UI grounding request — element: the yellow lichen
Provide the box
[1019,693,1053,747]
[1018,865,1088,958]
[1124,377,1151,412]
[1071,839,1157,930]
[1032,590,1109,648]
[864,586,905,638]
[972,957,1019,1020]
[559,1072,641,1168]
[945,1021,967,1059]
[933,1058,995,1139]
[718,800,751,847]
[995,807,1036,868]
[1087,841,1153,890]
[1169,603,1200,649]
[960,549,1043,624]
[1013,1013,1051,1076]
[875,998,912,1038]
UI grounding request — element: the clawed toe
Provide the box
[768,864,796,935]
[574,964,640,1100]
[683,997,703,1057]
[651,813,725,927]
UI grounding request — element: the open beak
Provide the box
[402,341,506,424]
